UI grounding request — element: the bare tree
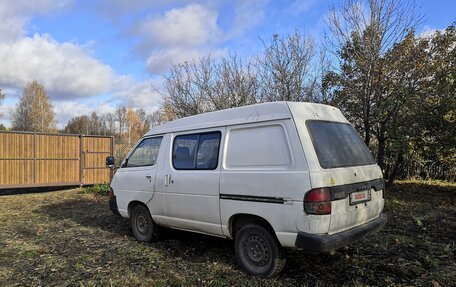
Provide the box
[212,53,258,109]
[256,31,316,102]
[147,109,168,127]
[162,58,212,118]
[101,113,116,135]
[162,54,259,118]
[115,106,127,135]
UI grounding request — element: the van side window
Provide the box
[126,137,163,168]
[173,132,221,170]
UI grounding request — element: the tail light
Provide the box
[304,188,332,215]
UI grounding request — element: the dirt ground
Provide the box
[0,181,455,287]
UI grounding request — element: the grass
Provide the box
[82,184,110,196]
[0,181,455,286]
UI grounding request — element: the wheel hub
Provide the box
[243,234,270,267]
[136,213,149,235]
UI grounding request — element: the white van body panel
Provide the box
[111,101,386,251]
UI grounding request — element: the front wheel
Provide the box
[235,223,287,278]
[130,204,159,242]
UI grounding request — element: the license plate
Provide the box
[349,190,371,205]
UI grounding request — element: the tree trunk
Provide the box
[364,118,371,147]
[363,93,371,147]
[377,132,386,172]
[387,151,404,187]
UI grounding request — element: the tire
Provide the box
[235,223,287,278]
[130,204,159,242]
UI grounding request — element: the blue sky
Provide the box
[0,0,455,128]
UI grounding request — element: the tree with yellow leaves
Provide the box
[126,108,148,146]
[12,81,56,132]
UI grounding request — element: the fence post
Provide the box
[110,136,114,182]
[33,133,36,184]
[79,135,83,187]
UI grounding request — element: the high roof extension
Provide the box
[145,101,344,136]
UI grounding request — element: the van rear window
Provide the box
[307,121,375,169]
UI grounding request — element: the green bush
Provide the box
[82,184,110,196]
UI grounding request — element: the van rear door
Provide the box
[305,121,384,235]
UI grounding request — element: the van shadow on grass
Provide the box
[36,197,235,264]
[37,198,131,237]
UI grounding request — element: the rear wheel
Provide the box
[130,204,159,242]
[235,223,287,278]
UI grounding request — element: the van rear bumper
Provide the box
[295,214,387,252]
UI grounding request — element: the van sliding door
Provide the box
[154,128,225,236]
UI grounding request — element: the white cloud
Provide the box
[138,3,221,48]
[133,3,223,72]
[0,0,72,41]
[0,0,119,100]
[0,34,117,99]
[0,103,15,124]
[113,78,162,108]
[96,0,194,22]
[227,0,269,38]
[52,100,118,128]
[0,0,166,128]
[145,47,227,73]
[0,0,274,128]
[97,1,270,73]
[287,0,317,14]
[53,101,93,125]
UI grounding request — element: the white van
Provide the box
[106,102,387,278]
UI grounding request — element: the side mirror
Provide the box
[106,156,115,169]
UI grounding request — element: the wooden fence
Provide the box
[0,131,113,189]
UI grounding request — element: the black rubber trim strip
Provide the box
[220,194,284,204]
[108,196,121,217]
[330,178,385,201]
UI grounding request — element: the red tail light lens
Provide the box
[304,188,332,215]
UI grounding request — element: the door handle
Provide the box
[164,174,172,186]
[145,175,152,179]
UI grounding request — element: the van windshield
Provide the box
[307,121,376,169]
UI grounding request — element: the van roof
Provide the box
[145,101,340,135]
